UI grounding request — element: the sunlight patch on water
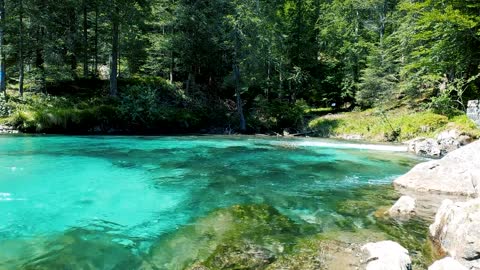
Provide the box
[293,140,408,152]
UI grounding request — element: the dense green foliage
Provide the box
[0,0,479,133]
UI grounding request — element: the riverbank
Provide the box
[307,107,480,143]
[2,93,478,142]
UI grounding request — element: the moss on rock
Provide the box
[147,204,299,270]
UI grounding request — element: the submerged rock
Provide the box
[428,257,468,270]
[147,204,298,270]
[361,241,412,270]
[429,199,480,269]
[266,231,382,270]
[2,228,143,270]
[387,196,416,218]
[394,140,480,197]
[201,242,275,269]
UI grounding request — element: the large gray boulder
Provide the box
[394,140,480,197]
[361,241,412,270]
[429,199,480,269]
[428,257,468,270]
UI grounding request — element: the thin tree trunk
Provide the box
[83,0,88,78]
[118,30,121,78]
[68,7,78,79]
[110,8,119,96]
[0,0,6,100]
[36,30,46,93]
[233,26,246,132]
[169,51,174,84]
[19,0,24,96]
[94,2,98,77]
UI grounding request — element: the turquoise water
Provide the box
[0,136,421,269]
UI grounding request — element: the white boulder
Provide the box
[387,196,416,218]
[428,257,467,270]
[361,241,412,270]
[407,138,442,158]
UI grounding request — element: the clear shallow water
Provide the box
[0,136,422,269]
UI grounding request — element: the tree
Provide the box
[0,0,5,99]
[109,1,119,96]
[397,0,480,102]
[18,0,24,96]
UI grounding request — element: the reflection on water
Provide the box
[0,136,426,269]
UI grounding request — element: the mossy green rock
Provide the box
[201,242,275,269]
[147,204,299,270]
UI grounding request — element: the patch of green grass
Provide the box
[3,93,122,133]
[308,108,480,142]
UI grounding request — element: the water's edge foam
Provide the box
[287,141,408,152]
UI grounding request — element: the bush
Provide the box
[118,85,160,128]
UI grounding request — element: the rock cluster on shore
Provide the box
[407,129,472,158]
[389,139,480,269]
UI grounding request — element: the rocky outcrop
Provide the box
[428,257,468,270]
[429,199,480,269]
[467,100,480,127]
[394,140,480,197]
[361,241,412,270]
[0,124,19,134]
[407,129,471,158]
[408,138,442,158]
[387,196,416,218]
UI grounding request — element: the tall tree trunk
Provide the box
[233,26,246,132]
[83,0,88,78]
[68,7,78,79]
[94,2,98,77]
[0,0,6,100]
[36,29,46,93]
[169,49,174,84]
[19,0,24,96]
[110,8,119,96]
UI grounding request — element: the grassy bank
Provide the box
[308,108,480,142]
[0,78,234,134]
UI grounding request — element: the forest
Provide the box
[0,0,479,135]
